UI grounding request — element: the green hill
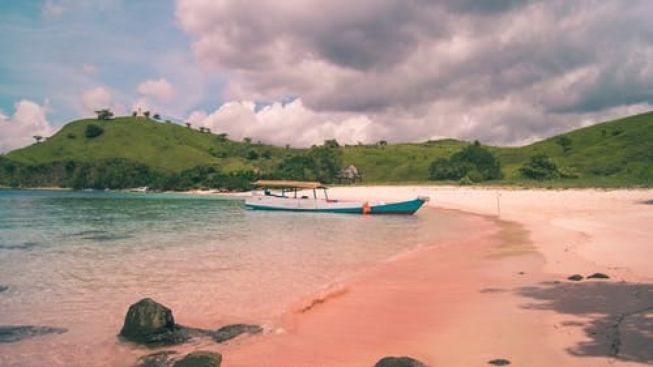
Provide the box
[1,112,652,189]
[6,117,288,173]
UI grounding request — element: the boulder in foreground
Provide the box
[374,356,427,367]
[119,298,190,346]
[135,351,178,367]
[172,351,222,367]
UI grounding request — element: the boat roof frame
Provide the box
[253,180,327,189]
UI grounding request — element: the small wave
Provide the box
[0,242,40,250]
[295,283,349,314]
[68,230,108,237]
[82,234,132,242]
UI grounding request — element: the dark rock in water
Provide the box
[172,351,222,367]
[211,324,262,343]
[135,351,178,367]
[488,359,511,366]
[0,285,8,293]
[587,272,610,279]
[374,356,427,367]
[119,298,190,346]
[567,274,584,281]
[0,242,40,250]
[0,325,67,343]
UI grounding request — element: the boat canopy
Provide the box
[253,180,327,189]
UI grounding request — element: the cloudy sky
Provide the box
[1,0,653,152]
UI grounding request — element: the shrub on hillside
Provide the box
[246,149,259,160]
[429,142,502,181]
[519,154,573,180]
[85,124,104,139]
[273,140,343,183]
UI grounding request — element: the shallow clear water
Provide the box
[0,189,477,366]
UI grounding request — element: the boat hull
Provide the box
[245,197,426,215]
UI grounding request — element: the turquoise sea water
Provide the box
[0,189,475,366]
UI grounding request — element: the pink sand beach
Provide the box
[221,186,653,366]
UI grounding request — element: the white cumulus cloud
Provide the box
[137,78,176,101]
[0,100,55,153]
[187,98,382,147]
[81,86,112,112]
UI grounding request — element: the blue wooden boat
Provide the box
[245,180,428,215]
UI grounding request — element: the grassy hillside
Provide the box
[493,112,653,186]
[6,117,290,173]
[2,112,652,188]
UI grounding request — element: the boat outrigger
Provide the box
[245,180,428,215]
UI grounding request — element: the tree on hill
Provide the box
[132,111,137,117]
[95,109,114,120]
[324,139,340,149]
[519,154,560,180]
[377,140,388,148]
[556,136,572,154]
[429,141,502,182]
[33,135,43,143]
[143,111,151,119]
[185,122,192,128]
[243,137,252,144]
[153,113,161,120]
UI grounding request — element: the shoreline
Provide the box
[222,186,653,366]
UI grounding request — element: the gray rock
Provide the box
[135,351,178,367]
[374,356,427,367]
[0,285,8,293]
[568,274,584,281]
[488,359,511,366]
[0,325,67,343]
[119,298,190,346]
[172,351,222,367]
[211,324,262,343]
[587,273,610,279]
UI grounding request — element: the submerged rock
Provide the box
[0,242,40,250]
[488,359,511,366]
[587,272,610,279]
[211,324,263,343]
[119,298,190,346]
[172,351,222,367]
[0,325,67,343]
[374,356,427,367]
[567,274,584,281]
[135,351,178,367]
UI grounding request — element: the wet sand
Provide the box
[221,187,653,366]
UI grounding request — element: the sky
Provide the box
[1,0,653,152]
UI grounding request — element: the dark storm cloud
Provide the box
[177,0,653,145]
